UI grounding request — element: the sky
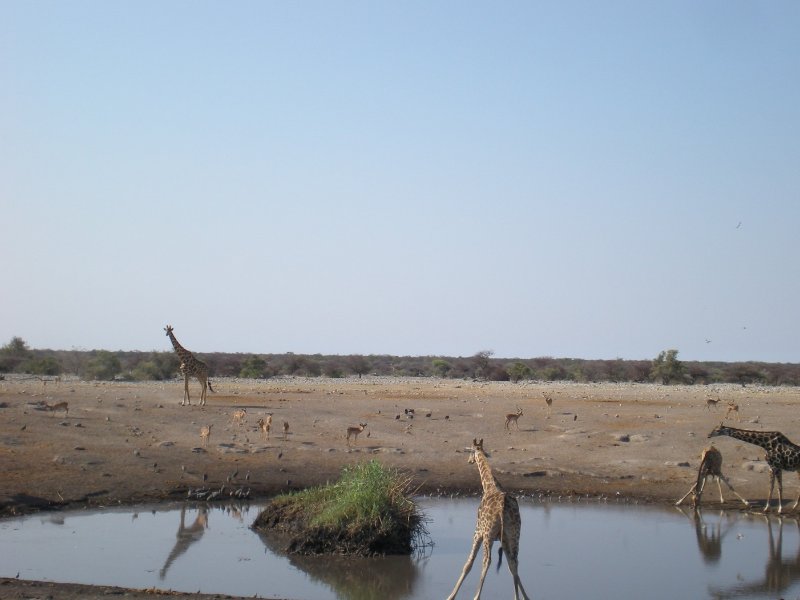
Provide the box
[1,1,798,363]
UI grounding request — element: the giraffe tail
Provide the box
[207,380,215,393]
[497,545,504,572]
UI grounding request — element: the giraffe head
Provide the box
[708,423,729,438]
[468,438,489,463]
[164,325,174,336]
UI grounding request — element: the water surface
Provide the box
[2,498,799,599]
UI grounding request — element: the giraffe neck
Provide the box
[720,427,774,451]
[167,331,193,362]
[474,451,500,495]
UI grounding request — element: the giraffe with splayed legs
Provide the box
[164,325,213,406]
[709,424,800,513]
[447,438,530,600]
[676,445,750,508]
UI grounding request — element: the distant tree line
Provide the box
[1,337,798,386]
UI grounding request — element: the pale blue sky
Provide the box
[2,1,798,362]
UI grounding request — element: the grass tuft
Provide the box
[254,460,428,555]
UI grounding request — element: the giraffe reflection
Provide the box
[159,505,209,579]
[675,507,734,565]
[710,516,800,598]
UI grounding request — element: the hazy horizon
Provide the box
[2,3,798,363]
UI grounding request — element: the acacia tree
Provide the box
[650,349,686,384]
[471,350,494,380]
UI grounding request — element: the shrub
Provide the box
[650,349,687,384]
[253,461,428,556]
[239,355,268,379]
[83,351,122,381]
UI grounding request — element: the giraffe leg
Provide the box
[695,475,708,507]
[792,472,800,510]
[765,470,777,512]
[776,470,784,514]
[715,476,725,504]
[182,374,190,406]
[676,482,697,506]
[446,535,481,600]
[720,475,750,507]
[199,376,207,406]
[502,540,531,600]
[473,540,493,600]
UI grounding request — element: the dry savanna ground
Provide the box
[2,376,800,599]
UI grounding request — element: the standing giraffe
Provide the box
[447,438,530,600]
[709,424,800,513]
[675,445,750,508]
[164,325,213,406]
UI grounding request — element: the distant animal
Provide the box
[675,445,749,508]
[256,417,271,441]
[705,397,720,410]
[725,401,741,422]
[164,325,213,406]
[232,408,247,427]
[505,407,523,430]
[346,423,368,446]
[542,392,553,415]
[45,401,69,417]
[282,420,289,441]
[200,424,212,447]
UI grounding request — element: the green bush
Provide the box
[83,351,122,381]
[253,461,427,556]
[239,355,268,378]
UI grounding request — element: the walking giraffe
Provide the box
[709,424,800,513]
[447,438,530,600]
[164,325,213,406]
[675,445,749,508]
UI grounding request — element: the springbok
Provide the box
[346,423,368,446]
[505,407,523,430]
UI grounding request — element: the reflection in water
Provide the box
[6,500,800,599]
[159,505,209,579]
[709,515,800,599]
[255,528,422,600]
[676,507,735,564]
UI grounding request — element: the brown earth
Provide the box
[2,376,799,599]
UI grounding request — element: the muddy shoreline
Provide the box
[2,376,799,598]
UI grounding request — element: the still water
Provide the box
[2,498,800,600]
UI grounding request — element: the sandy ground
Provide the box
[2,376,800,598]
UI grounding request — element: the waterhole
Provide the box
[2,498,799,599]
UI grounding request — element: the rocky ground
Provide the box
[2,375,799,599]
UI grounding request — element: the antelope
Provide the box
[505,407,523,430]
[232,408,247,427]
[706,396,721,410]
[282,420,289,441]
[542,392,553,415]
[346,423,368,446]
[200,424,212,447]
[256,417,271,441]
[725,401,741,422]
[45,401,69,417]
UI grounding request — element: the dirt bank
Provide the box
[2,376,799,598]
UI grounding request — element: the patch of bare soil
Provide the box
[2,376,799,598]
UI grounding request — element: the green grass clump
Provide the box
[254,461,427,555]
